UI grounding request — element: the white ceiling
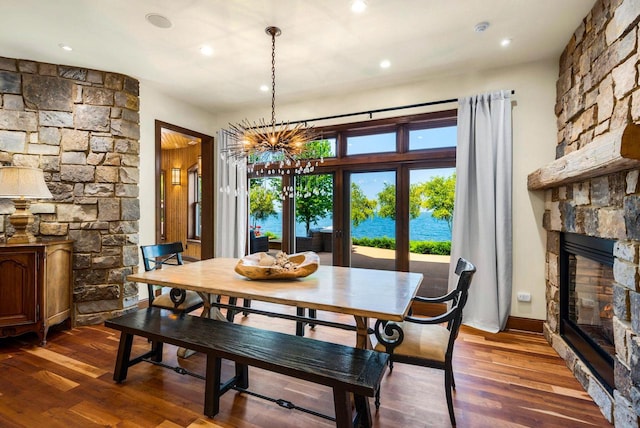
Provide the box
[1,0,595,114]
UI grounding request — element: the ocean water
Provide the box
[254,211,451,242]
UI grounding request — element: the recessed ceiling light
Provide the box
[200,45,214,56]
[58,43,72,51]
[259,85,269,92]
[351,0,367,13]
[380,59,391,69]
[474,21,490,33]
[145,13,172,29]
[500,38,512,47]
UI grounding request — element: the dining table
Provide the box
[126,257,423,350]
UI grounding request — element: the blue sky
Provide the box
[349,125,457,197]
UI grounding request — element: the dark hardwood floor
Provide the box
[0,302,608,427]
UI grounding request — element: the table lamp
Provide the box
[0,166,53,244]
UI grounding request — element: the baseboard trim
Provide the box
[413,302,544,334]
[505,316,544,333]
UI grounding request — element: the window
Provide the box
[249,177,282,240]
[160,170,166,240]
[246,109,458,282]
[409,125,457,150]
[298,138,337,159]
[187,164,201,240]
[346,132,396,155]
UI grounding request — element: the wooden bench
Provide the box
[104,308,389,427]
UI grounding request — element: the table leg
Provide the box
[199,293,228,321]
[178,293,227,359]
[354,316,372,349]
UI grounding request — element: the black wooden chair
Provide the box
[373,257,476,426]
[140,242,204,314]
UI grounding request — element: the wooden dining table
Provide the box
[126,257,423,349]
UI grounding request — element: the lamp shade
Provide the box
[0,166,53,199]
[171,168,181,185]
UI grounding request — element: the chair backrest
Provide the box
[140,242,184,272]
[444,257,476,355]
[140,242,185,306]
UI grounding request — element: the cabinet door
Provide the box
[0,252,38,326]
[44,242,73,325]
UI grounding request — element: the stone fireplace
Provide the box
[560,232,615,393]
[527,0,640,425]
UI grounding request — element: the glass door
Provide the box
[349,170,396,270]
[408,167,455,297]
[248,177,282,252]
[294,174,334,265]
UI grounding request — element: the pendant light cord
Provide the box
[270,28,277,129]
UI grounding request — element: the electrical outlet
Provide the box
[517,292,531,302]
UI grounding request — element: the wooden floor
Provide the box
[0,302,609,428]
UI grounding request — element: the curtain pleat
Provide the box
[214,130,248,258]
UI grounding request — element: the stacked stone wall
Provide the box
[545,0,640,425]
[0,56,140,325]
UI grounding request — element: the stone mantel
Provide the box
[527,123,640,190]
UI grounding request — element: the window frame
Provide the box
[187,163,201,241]
[247,109,457,269]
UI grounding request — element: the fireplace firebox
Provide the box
[560,233,615,393]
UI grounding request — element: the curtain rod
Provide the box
[280,90,515,127]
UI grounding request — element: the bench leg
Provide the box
[204,355,222,417]
[353,394,373,428]
[150,340,163,362]
[332,388,353,428]
[113,332,134,382]
[235,362,249,389]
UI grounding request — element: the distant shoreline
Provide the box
[256,212,452,241]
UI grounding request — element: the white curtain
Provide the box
[214,129,248,258]
[449,90,512,333]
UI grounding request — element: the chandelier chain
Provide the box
[271,30,276,128]
[223,25,318,174]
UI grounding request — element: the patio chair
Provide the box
[373,257,476,426]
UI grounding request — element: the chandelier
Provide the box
[223,26,319,175]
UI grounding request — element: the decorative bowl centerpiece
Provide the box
[235,251,319,280]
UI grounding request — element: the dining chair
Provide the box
[140,242,204,314]
[373,257,476,426]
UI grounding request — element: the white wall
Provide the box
[213,58,559,320]
[137,82,218,298]
[139,59,558,320]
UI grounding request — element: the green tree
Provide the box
[293,140,334,236]
[297,139,334,160]
[418,173,456,230]
[376,183,422,221]
[295,174,333,236]
[350,182,377,227]
[249,179,279,230]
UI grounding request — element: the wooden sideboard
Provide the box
[0,240,74,344]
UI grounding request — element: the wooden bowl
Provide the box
[235,251,320,280]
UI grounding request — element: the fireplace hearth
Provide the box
[560,233,615,393]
